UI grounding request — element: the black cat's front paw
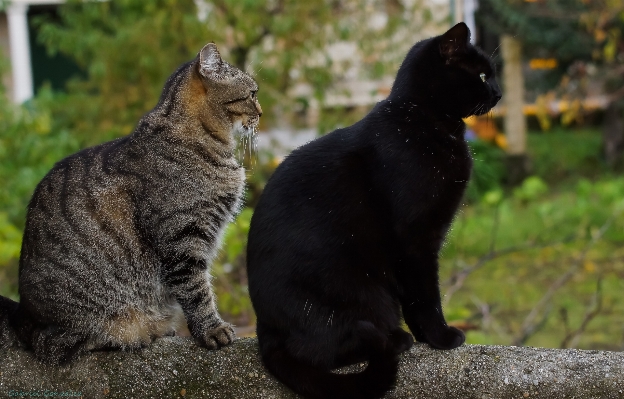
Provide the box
[410,324,427,343]
[426,326,465,350]
[200,322,236,350]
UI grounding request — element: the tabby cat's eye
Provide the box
[480,73,486,82]
[251,90,257,99]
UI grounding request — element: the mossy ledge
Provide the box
[1,337,623,398]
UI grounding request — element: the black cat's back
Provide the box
[248,104,472,399]
[249,100,472,286]
[248,22,501,399]
[250,123,395,318]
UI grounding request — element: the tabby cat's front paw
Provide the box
[427,326,465,350]
[201,322,236,350]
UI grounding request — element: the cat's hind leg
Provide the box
[333,324,413,368]
[29,325,89,365]
[101,308,160,350]
[388,327,414,355]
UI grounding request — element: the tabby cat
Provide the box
[0,43,262,364]
[246,23,501,399]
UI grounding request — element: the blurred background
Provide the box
[0,0,623,350]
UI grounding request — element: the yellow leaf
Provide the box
[583,260,596,273]
[604,38,617,62]
[494,133,508,149]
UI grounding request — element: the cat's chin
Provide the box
[471,105,495,117]
[230,120,257,138]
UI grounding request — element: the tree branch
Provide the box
[559,277,604,349]
[512,215,615,346]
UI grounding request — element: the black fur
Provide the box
[246,23,501,399]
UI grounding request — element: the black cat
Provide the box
[246,23,501,399]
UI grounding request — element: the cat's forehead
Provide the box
[462,46,495,75]
[219,61,257,88]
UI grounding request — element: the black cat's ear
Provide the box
[439,22,470,62]
[199,43,223,79]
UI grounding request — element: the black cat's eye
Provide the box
[480,73,486,82]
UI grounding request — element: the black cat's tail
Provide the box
[260,322,399,399]
[0,295,20,349]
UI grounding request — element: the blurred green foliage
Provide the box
[35,0,210,144]
[477,0,595,66]
[212,208,255,326]
[0,1,622,349]
[528,128,605,180]
[33,0,428,140]
[443,176,624,350]
[0,73,81,299]
[466,139,507,202]
[513,176,548,203]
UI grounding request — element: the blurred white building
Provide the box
[1,0,67,103]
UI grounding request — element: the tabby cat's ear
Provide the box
[199,43,224,79]
[439,22,470,61]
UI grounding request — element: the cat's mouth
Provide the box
[231,115,260,137]
[242,115,260,133]
[234,116,259,163]
[473,100,499,116]
[474,105,491,116]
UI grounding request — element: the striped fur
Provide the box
[0,43,262,364]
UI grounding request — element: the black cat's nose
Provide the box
[492,91,502,106]
[492,85,503,103]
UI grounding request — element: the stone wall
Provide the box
[1,338,623,398]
